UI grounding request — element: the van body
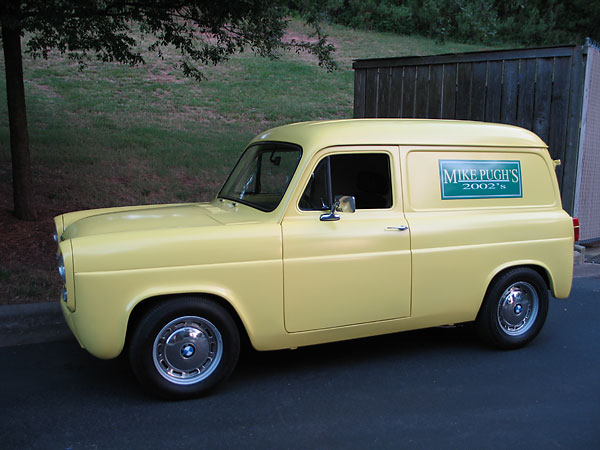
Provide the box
[54,119,574,398]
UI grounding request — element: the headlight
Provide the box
[56,238,75,312]
[52,226,58,244]
[57,252,66,283]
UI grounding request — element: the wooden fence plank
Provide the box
[402,66,417,117]
[517,59,536,129]
[548,56,572,184]
[456,62,472,119]
[562,47,585,213]
[485,60,502,122]
[353,68,366,118]
[365,68,379,118]
[532,58,554,143]
[390,67,404,117]
[470,61,487,121]
[501,59,519,125]
[377,67,392,117]
[442,64,457,119]
[415,65,430,117]
[427,65,444,119]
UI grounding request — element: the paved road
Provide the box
[1,277,599,450]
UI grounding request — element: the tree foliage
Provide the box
[3,0,336,78]
[322,0,599,45]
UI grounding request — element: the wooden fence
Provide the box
[353,45,587,219]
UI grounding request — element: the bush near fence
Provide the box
[315,0,598,45]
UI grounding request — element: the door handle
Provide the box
[385,226,408,231]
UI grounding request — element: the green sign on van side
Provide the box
[439,160,522,200]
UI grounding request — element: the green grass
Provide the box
[0,21,496,304]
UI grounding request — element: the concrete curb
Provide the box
[1,263,599,349]
[573,262,600,278]
[0,301,72,348]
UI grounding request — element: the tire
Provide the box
[475,268,549,349]
[128,296,240,399]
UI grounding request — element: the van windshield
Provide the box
[218,142,302,212]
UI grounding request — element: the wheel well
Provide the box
[125,293,251,354]
[475,264,550,321]
[485,264,551,300]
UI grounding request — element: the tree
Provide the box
[0,0,335,220]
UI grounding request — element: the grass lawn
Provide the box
[0,21,494,304]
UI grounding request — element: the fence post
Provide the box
[561,44,586,214]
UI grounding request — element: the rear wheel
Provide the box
[129,297,240,399]
[475,268,549,349]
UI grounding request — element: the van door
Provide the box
[281,149,411,332]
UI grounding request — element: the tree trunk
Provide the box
[1,24,37,220]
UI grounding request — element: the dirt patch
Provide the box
[284,31,320,45]
[282,27,343,66]
[0,204,62,306]
[29,82,62,99]
[146,59,186,84]
[179,105,238,124]
[0,162,75,305]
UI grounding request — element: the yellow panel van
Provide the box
[53,119,576,399]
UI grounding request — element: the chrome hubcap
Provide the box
[497,282,539,336]
[181,343,195,358]
[153,316,223,385]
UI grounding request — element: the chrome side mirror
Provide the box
[319,195,356,222]
[336,195,356,213]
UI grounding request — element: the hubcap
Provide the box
[153,316,223,385]
[497,281,539,336]
[181,343,195,358]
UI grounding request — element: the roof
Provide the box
[250,119,547,156]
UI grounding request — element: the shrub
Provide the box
[315,0,596,46]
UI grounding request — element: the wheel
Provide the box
[128,297,240,399]
[475,268,549,349]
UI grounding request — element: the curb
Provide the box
[0,301,72,348]
[1,263,599,349]
[573,262,600,278]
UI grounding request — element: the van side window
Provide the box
[299,153,392,210]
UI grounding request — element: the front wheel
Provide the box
[475,268,549,349]
[129,297,240,399]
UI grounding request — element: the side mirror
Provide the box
[336,195,356,213]
[320,195,356,222]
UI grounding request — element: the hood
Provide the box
[62,204,222,239]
